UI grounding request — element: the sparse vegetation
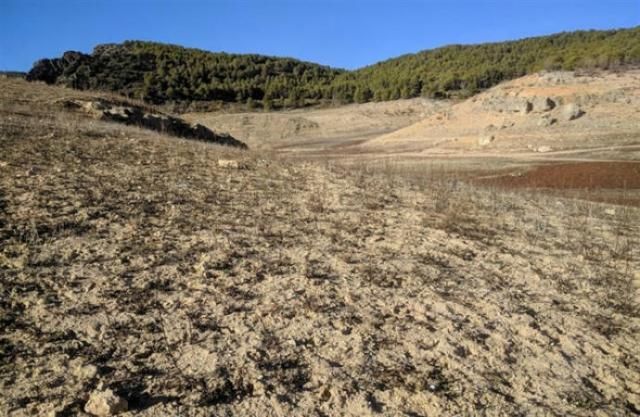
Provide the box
[2,68,639,416]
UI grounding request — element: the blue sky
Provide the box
[1,0,638,71]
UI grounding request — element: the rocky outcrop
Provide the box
[561,103,585,121]
[60,98,248,148]
[478,134,495,146]
[84,389,128,416]
[479,96,533,113]
[537,115,558,127]
[532,97,556,112]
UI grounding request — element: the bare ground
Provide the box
[1,79,640,417]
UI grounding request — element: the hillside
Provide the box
[333,27,640,101]
[25,27,640,109]
[183,98,447,150]
[2,77,640,417]
[363,70,640,156]
[26,41,343,109]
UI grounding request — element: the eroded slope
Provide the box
[364,70,640,157]
[1,80,639,416]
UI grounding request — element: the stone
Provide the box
[538,116,558,127]
[533,97,556,112]
[536,146,553,153]
[561,103,585,121]
[84,389,128,416]
[478,135,495,146]
[218,159,240,169]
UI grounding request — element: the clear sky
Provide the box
[1,0,638,71]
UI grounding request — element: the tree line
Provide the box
[26,27,640,109]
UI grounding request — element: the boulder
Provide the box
[480,96,532,113]
[533,97,556,112]
[478,135,495,146]
[537,116,558,127]
[561,103,585,121]
[84,389,128,416]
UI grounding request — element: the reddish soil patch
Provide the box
[477,162,640,189]
[475,162,640,206]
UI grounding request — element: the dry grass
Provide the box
[1,79,640,416]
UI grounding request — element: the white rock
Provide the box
[478,135,495,146]
[561,103,585,121]
[84,389,128,416]
[533,97,556,112]
[536,146,553,153]
[217,159,240,169]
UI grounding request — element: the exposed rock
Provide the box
[59,98,247,148]
[218,159,242,169]
[479,96,532,113]
[538,116,558,127]
[536,146,553,153]
[478,135,495,146]
[561,103,585,121]
[532,97,556,112]
[84,389,128,416]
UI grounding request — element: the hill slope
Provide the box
[2,78,640,416]
[26,27,640,109]
[332,27,640,102]
[0,80,640,417]
[362,70,640,156]
[26,41,343,108]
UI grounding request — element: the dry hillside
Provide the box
[1,78,640,417]
[364,70,640,158]
[184,98,446,151]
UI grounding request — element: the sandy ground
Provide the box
[184,98,446,151]
[2,78,640,417]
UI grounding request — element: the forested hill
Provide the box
[26,41,344,109]
[332,27,640,102]
[27,27,640,109]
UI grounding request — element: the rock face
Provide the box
[61,98,248,149]
[84,389,128,416]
